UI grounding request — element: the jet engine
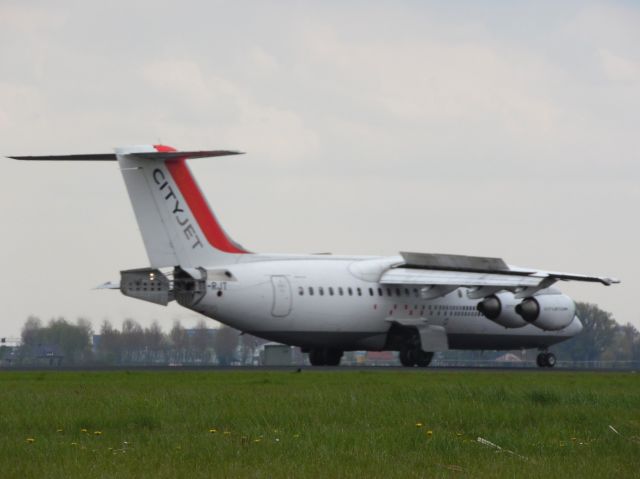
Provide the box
[515,293,575,331]
[476,292,528,328]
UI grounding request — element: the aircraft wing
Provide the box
[379,252,620,289]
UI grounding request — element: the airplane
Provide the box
[10,145,620,368]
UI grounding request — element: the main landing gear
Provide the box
[536,351,557,368]
[399,348,433,368]
[308,348,344,366]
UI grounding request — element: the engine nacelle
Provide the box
[477,292,528,328]
[515,293,575,331]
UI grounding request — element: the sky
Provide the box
[1,0,638,338]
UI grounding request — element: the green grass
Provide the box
[0,370,639,478]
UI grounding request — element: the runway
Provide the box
[1,364,637,373]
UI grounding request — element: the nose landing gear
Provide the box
[536,352,557,368]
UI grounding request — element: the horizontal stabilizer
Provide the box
[10,153,118,161]
[8,150,243,162]
[131,150,243,160]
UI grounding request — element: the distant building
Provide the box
[365,351,397,366]
[32,344,64,366]
[260,343,293,366]
[495,352,523,362]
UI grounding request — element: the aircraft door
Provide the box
[270,275,292,317]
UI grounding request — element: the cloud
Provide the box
[598,49,640,84]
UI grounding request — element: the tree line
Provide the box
[3,316,265,366]
[553,302,640,362]
[1,302,639,366]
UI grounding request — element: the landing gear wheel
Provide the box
[415,351,434,368]
[399,348,416,367]
[400,348,432,367]
[324,349,343,366]
[536,353,548,368]
[308,348,343,366]
[545,352,556,368]
[536,352,556,368]
[309,349,326,366]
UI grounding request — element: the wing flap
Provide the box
[380,268,541,288]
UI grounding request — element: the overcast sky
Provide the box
[1,0,638,338]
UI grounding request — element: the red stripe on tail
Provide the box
[154,145,249,254]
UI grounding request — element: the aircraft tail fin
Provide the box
[10,144,250,268]
[116,144,250,268]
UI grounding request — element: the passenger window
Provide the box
[298,286,304,296]
[395,288,401,296]
[309,287,314,296]
[319,287,324,296]
[368,288,374,296]
[404,288,410,296]
[378,288,383,296]
[387,288,392,296]
[329,287,334,296]
[357,287,362,296]
[348,287,353,296]
[338,287,344,296]
[412,288,418,297]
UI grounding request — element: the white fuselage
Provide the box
[185,254,582,351]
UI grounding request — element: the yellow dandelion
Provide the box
[56,428,63,433]
[456,432,463,437]
[26,438,35,443]
[571,437,577,441]
[80,428,88,433]
[254,438,261,443]
[94,431,102,436]
[415,422,424,428]
[71,442,78,446]
[223,431,231,435]
[426,430,433,436]
[209,428,217,433]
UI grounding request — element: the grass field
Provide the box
[0,370,639,478]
